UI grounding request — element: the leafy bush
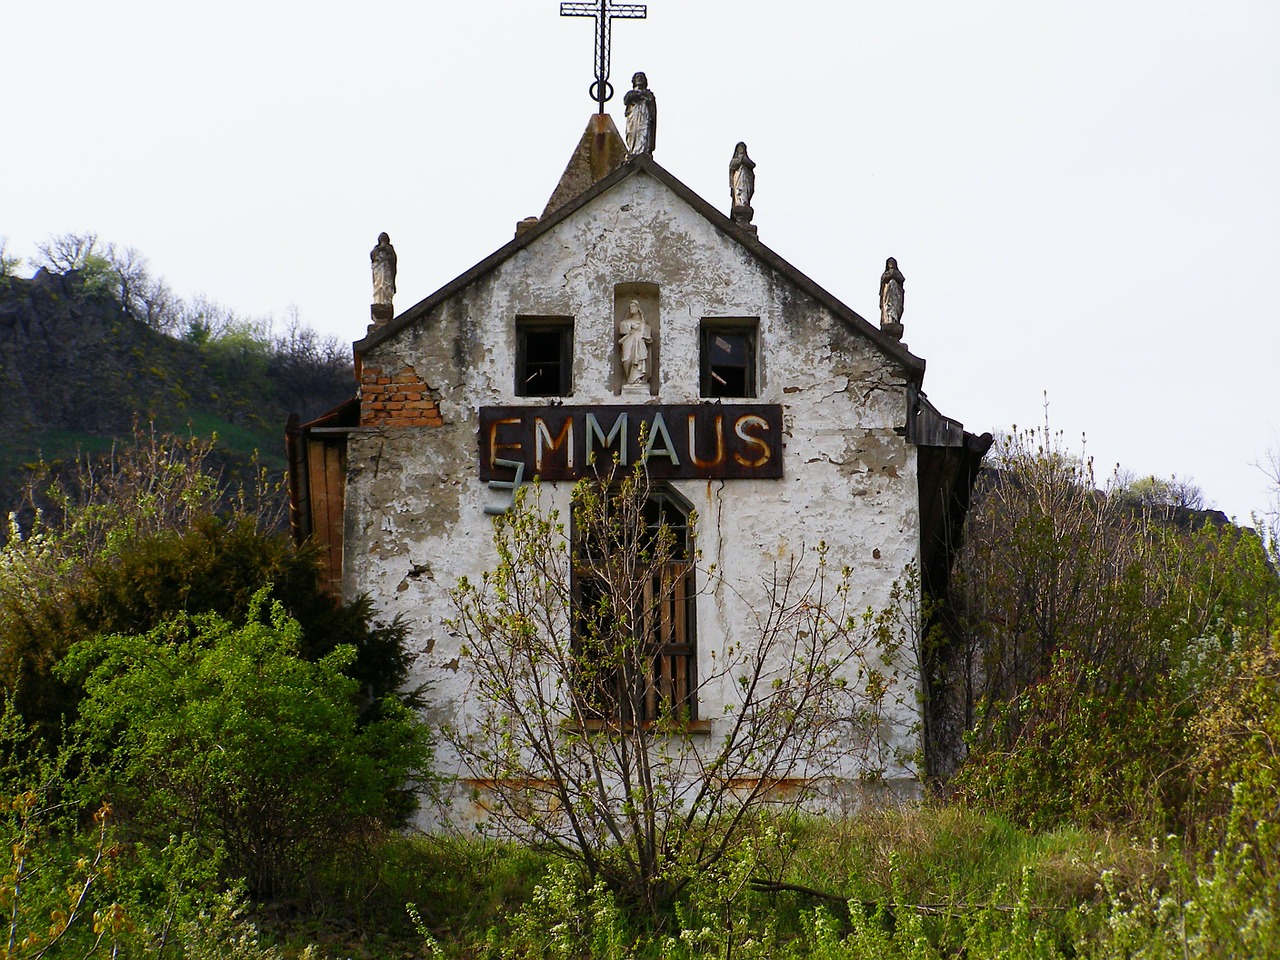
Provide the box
[947,422,1279,831]
[1187,636,1280,846]
[59,589,432,902]
[2,695,314,960]
[1,427,418,745]
[955,651,1196,830]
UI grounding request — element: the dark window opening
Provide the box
[517,319,573,396]
[700,324,756,398]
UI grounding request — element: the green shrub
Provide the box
[949,422,1279,833]
[955,651,1195,830]
[59,589,432,902]
[3,514,418,747]
[2,695,310,960]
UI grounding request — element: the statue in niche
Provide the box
[624,72,656,157]
[618,299,652,385]
[879,257,905,331]
[729,142,756,221]
[371,232,397,309]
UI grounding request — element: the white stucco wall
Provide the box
[344,171,923,828]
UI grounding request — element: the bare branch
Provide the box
[446,466,912,916]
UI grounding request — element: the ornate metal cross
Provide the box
[560,0,647,113]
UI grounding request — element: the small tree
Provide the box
[0,236,21,277]
[1115,472,1207,514]
[33,232,102,274]
[448,467,912,918]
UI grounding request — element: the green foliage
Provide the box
[395,808,1200,959]
[0,423,431,930]
[949,421,1280,832]
[1,426,417,746]
[0,236,21,278]
[775,806,1155,915]
[489,863,634,960]
[59,589,432,903]
[956,651,1190,829]
[8,423,276,565]
[1115,472,1206,513]
[1,696,313,960]
[0,699,113,960]
[1187,636,1280,841]
[9,795,1247,959]
[1082,816,1280,959]
[0,235,352,516]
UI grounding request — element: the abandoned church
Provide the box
[287,66,990,829]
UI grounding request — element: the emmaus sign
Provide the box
[478,404,784,481]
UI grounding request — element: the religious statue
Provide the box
[618,299,652,385]
[371,232,397,311]
[729,142,756,223]
[624,72,656,157]
[879,257,905,334]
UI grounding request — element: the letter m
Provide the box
[586,413,628,467]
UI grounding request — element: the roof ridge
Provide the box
[357,153,924,378]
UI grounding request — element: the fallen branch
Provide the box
[748,878,1070,917]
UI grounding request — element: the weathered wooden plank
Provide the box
[323,443,345,593]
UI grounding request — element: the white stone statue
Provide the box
[729,142,756,212]
[624,72,656,157]
[618,299,652,385]
[371,232,397,309]
[879,257,905,329]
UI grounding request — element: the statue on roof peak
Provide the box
[730,142,756,224]
[624,72,656,157]
[371,232,397,319]
[879,257,905,338]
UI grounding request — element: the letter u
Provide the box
[688,415,725,469]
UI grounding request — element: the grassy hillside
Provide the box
[0,267,354,520]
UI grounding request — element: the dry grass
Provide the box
[768,803,1166,910]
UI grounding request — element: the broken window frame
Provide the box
[515,316,574,397]
[699,320,758,398]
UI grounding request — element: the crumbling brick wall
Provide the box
[359,363,443,427]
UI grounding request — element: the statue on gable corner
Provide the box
[624,72,657,157]
[371,232,397,311]
[729,142,756,223]
[879,257,905,334]
[618,299,652,385]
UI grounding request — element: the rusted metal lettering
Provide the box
[479,404,783,481]
[733,414,772,468]
[487,417,523,471]
[586,412,629,466]
[687,414,724,469]
[535,417,575,472]
[642,412,680,465]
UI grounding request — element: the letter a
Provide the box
[643,413,681,465]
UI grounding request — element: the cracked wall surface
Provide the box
[345,171,924,828]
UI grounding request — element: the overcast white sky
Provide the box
[4,1,1278,521]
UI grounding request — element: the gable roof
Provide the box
[357,153,926,380]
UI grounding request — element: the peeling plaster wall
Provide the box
[345,171,922,828]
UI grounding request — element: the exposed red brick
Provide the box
[360,362,443,428]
